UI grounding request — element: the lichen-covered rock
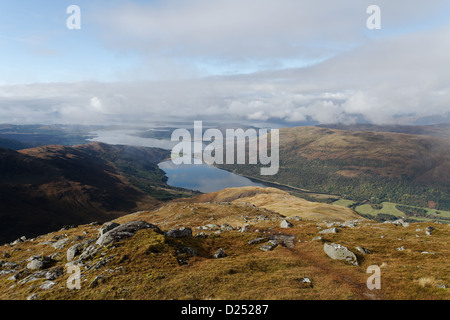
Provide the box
[354,246,371,254]
[40,281,56,290]
[0,261,19,269]
[271,234,296,248]
[79,244,101,261]
[220,223,234,231]
[96,221,162,246]
[248,237,267,245]
[319,228,339,234]
[26,256,53,270]
[259,240,279,252]
[98,222,120,237]
[67,243,84,262]
[213,248,227,259]
[166,227,192,238]
[323,243,358,266]
[426,226,435,236]
[52,238,70,250]
[201,224,220,231]
[280,220,294,229]
[46,267,64,280]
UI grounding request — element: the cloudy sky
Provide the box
[0,0,449,125]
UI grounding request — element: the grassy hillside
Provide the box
[0,187,448,300]
[0,143,195,243]
[218,126,450,210]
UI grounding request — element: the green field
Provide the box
[354,202,450,223]
[332,199,356,208]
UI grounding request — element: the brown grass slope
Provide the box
[279,126,450,183]
[0,187,448,300]
[184,186,361,222]
[0,143,169,243]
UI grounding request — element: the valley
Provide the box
[0,123,449,301]
[217,126,450,219]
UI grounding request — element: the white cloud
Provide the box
[1,1,450,125]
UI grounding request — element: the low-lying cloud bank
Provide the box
[0,1,449,126]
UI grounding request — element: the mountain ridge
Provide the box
[0,142,187,243]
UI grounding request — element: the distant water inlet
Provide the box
[171,121,279,176]
[158,160,267,193]
[89,126,270,193]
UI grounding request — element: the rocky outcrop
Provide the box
[280,220,294,229]
[96,221,162,246]
[354,246,370,254]
[259,240,279,252]
[213,248,227,259]
[52,238,70,250]
[319,228,339,234]
[166,227,192,238]
[67,243,84,262]
[26,256,53,270]
[248,237,267,245]
[98,222,120,237]
[323,243,358,266]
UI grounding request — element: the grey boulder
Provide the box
[426,226,435,236]
[319,228,339,234]
[52,238,70,250]
[280,220,294,229]
[67,243,84,262]
[98,222,120,237]
[248,237,267,245]
[323,243,358,266]
[96,220,162,246]
[166,227,192,238]
[213,248,227,259]
[259,240,279,252]
[26,256,53,270]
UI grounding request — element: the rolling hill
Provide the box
[218,126,450,210]
[185,186,361,222]
[0,142,194,244]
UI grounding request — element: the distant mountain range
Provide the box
[318,123,450,138]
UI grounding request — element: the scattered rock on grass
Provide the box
[259,240,279,252]
[40,281,56,290]
[52,238,70,250]
[248,237,267,245]
[319,228,339,234]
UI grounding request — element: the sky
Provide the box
[0,0,449,125]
